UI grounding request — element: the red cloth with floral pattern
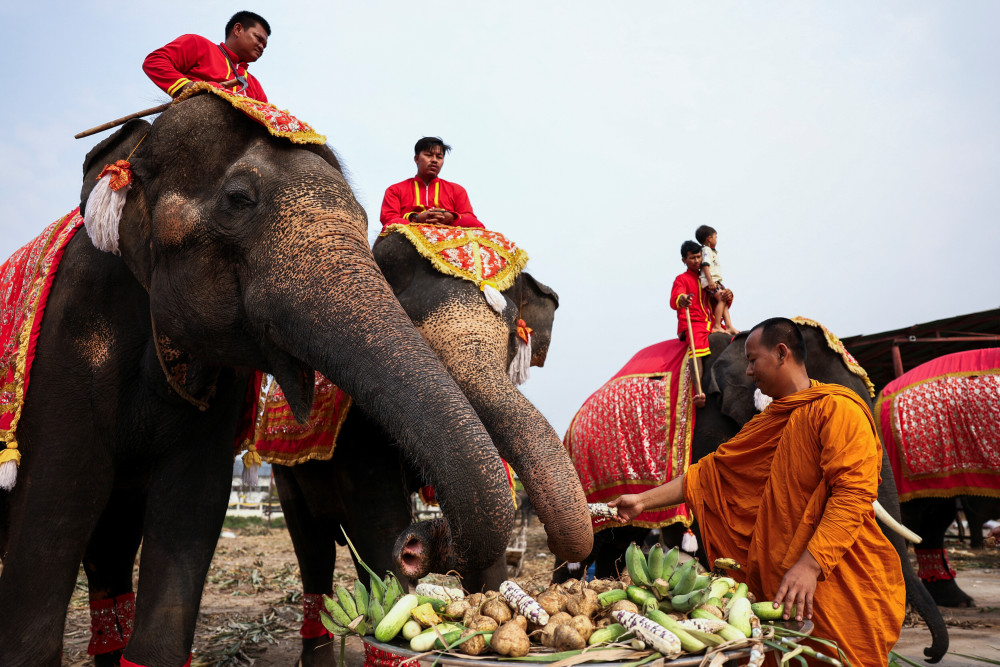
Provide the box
[564,340,696,531]
[1,209,85,447]
[378,223,528,292]
[876,348,1000,502]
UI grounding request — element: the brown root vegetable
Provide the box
[566,589,600,618]
[481,598,513,625]
[548,612,572,627]
[553,624,586,651]
[445,599,470,618]
[569,615,594,642]
[463,608,479,627]
[492,621,531,657]
[458,630,486,656]
[606,600,640,615]
[561,578,583,595]
[512,615,528,631]
[469,616,499,633]
[535,588,567,616]
[588,579,614,594]
[595,616,611,629]
[466,593,486,609]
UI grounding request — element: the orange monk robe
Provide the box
[684,381,905,667]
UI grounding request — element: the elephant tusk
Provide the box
[873,500,922,544]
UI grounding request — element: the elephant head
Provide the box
[78,92,513,574]
[373,232,594,578]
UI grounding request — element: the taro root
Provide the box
[469,615,499,633]
[462,607,479,627]
[458,616,499,656]
[492,621,530,657]
[548,611,572,627]
[512,615,528,631]
[536,588,567,616]
[481,598,513,624]
[566,589,600,618]
[569,615,594,642]
[588,579,614,594]
[552,624,586,651]
[466,592,486,609]
[445,599,470,619]
[561,578,583,595]
[606,600,639,615]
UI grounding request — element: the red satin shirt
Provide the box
[142,34,267,102]
[379,177,484,232]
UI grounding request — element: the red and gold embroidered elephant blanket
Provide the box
[1,209,84,453]
[564,339,697,532]
[876,348,1000,502]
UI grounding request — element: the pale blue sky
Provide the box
[2,1,998,434]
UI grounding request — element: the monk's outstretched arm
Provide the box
[807,397,882,577]
[609,475,686,523]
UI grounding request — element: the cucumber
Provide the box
[588,623,630,645]
[375,594,420,642]
[408,623,465,652]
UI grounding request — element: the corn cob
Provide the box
[611,611,682,655]
[645,609,706,653]
[588,503,619,519]
[415,583,465,601]
[499,580,549,625]
[677,617,728,633]
[683,627,726,647]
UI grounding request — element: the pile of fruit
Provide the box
[322,539,844,666]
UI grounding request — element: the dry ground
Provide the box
[58,517,999,666]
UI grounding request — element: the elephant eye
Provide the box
[224,184,257,209]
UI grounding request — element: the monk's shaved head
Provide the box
[749,318,807,364]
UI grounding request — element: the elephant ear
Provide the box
[509,272,559,367]
[708,332,758,425]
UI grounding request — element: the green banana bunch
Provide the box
[670,587,709,613]
[321,581,374,636]
[661,546,681,581]
[668,558,694,589]
[625,542,652,586]
[671,561,700,596]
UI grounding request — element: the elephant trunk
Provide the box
[416,303,594,564]
[252,206,514,574]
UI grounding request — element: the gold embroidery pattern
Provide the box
[792,316,876,397]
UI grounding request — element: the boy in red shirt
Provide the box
[671,240,713,407]
[380,137,485,232]
[143,11,270,102]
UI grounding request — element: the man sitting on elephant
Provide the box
[379,137,485,232]
[671,240,713,407]
[143,10,270,101]
[611,317,906,667]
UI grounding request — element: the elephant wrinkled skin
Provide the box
[0,94,517,666]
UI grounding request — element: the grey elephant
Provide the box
[0,87,565,666]
[875,347,1000,608]
[271,230,591,664]
[560,325,949,663]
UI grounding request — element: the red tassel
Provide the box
[96,160,133,191]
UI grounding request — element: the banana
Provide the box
[651,578,671,599]
[353,580,369,621]
[369,576,385,605]
[336,584,359,620]
[323,593,354,627]
[668,558,694,589]
[712,557,743,574]
[672,561,699,596]
[670,588,709,613]
[625,543,652,586]
[368,594,386,627]
[691,574,713,592]
[646,543,665,581]
[320,609,351,636]
[708,577,735,600]
[382,575,399,610]
[661,546,681,581]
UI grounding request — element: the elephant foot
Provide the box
[300,635,339,666]
[922,578,976,608]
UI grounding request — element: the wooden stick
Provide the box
[74,79,238,139]
[684,304,704,397]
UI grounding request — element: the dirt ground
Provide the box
[59,517,999,666]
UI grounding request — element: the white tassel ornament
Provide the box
[508,319,532,386]
[753,388,773,412]
[681,528,699,553]
[0,460,18,491]
[84,160,133,255]
[480,281,506,313]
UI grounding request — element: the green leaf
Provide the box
[340,525,388,596]
[950,654,1000,665]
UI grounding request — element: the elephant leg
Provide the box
[905,498,975,608]
[122,440,233,666]
[960,495,996,549]
[0,434,114,666]
[273,462,341,667]
[594,526,649,580]
[83,484,146,666]
[460,556,508,593]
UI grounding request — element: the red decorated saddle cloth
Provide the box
[175,82,326,145]
[1,209,85,453]
[564,340,697,531]
[877,348,1000,502]
[380,223,529,291]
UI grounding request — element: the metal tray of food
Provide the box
[362,620,813,667]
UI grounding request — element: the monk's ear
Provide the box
[775,343,788,363]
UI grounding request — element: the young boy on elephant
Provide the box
[670,240,713,407]
[695,225,738,334]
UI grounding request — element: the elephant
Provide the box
[559,326,949,663]
[272,231,591,664]
[0,89,566,666]
[874,348,1000,608]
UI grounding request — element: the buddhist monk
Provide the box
[611,317,906,666]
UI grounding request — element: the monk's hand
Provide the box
[774,550,822,622]
[608,495,642,523]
